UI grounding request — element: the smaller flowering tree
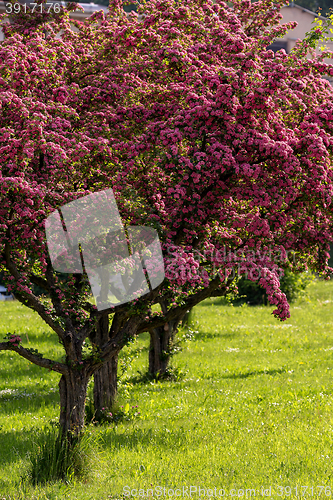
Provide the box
[1,0,333,438]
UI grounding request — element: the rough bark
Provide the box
[93,354,118,418]
[148,324,173,376]
[148,298,187,376]
[91,315,118,415]
[59,368,89,436]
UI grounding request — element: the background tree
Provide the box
[291,0,333,16]
[1,0,333,436]
[235,269,314,305]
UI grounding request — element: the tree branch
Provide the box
[0,342,68,375]
[76,284,163,343]
[44,264,81,341]
[136,275,228,333]
[28,274,50,294]
[4,244,67,341]
[95,276,231,367]
[87,314,143,374]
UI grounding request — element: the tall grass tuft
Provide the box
[25,425,96,485]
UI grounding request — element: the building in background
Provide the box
[270,2,333,58]
[0,0,108,40]
[0,285,14,301]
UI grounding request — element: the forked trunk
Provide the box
[59,368,89,436]
[93,354,118,418]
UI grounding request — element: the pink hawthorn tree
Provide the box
[1,0,333,436]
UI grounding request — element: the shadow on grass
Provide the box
[203,366,288,380]
[0,360,63,384]
[197,298,229,307]
[193,330,238,341]
[0,423,189,471]
[0,389,58,412]
[99,425,189,452]
[2,423,194,468]
[126,365,186,385]
[0,428,38,467]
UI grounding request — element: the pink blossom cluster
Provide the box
[8,335,22,347]
[165,246,208,288]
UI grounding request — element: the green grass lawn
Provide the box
[1,280,333,499]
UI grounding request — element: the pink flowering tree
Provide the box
[1,0,333,436]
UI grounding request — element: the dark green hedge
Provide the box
[234,270,314,305]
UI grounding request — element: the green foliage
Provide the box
[180,308,193,326]
[168,325,196,358]
[235,270,314,305]
[31,282,48,297]
[25,426,95,485]
[129,364,188,383]
[81,340,103,364]
[293,0,333,16]
[118,338,145,379]
[278,270,315,302]
[296,6,333,53]
[24,347,44,358]
[94,403,141,425]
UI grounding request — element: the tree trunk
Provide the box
[91,315,118,416]
[59,368,89,436]
[93,354,118,419]
[149,324,173,377]
[148,301,188,377]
